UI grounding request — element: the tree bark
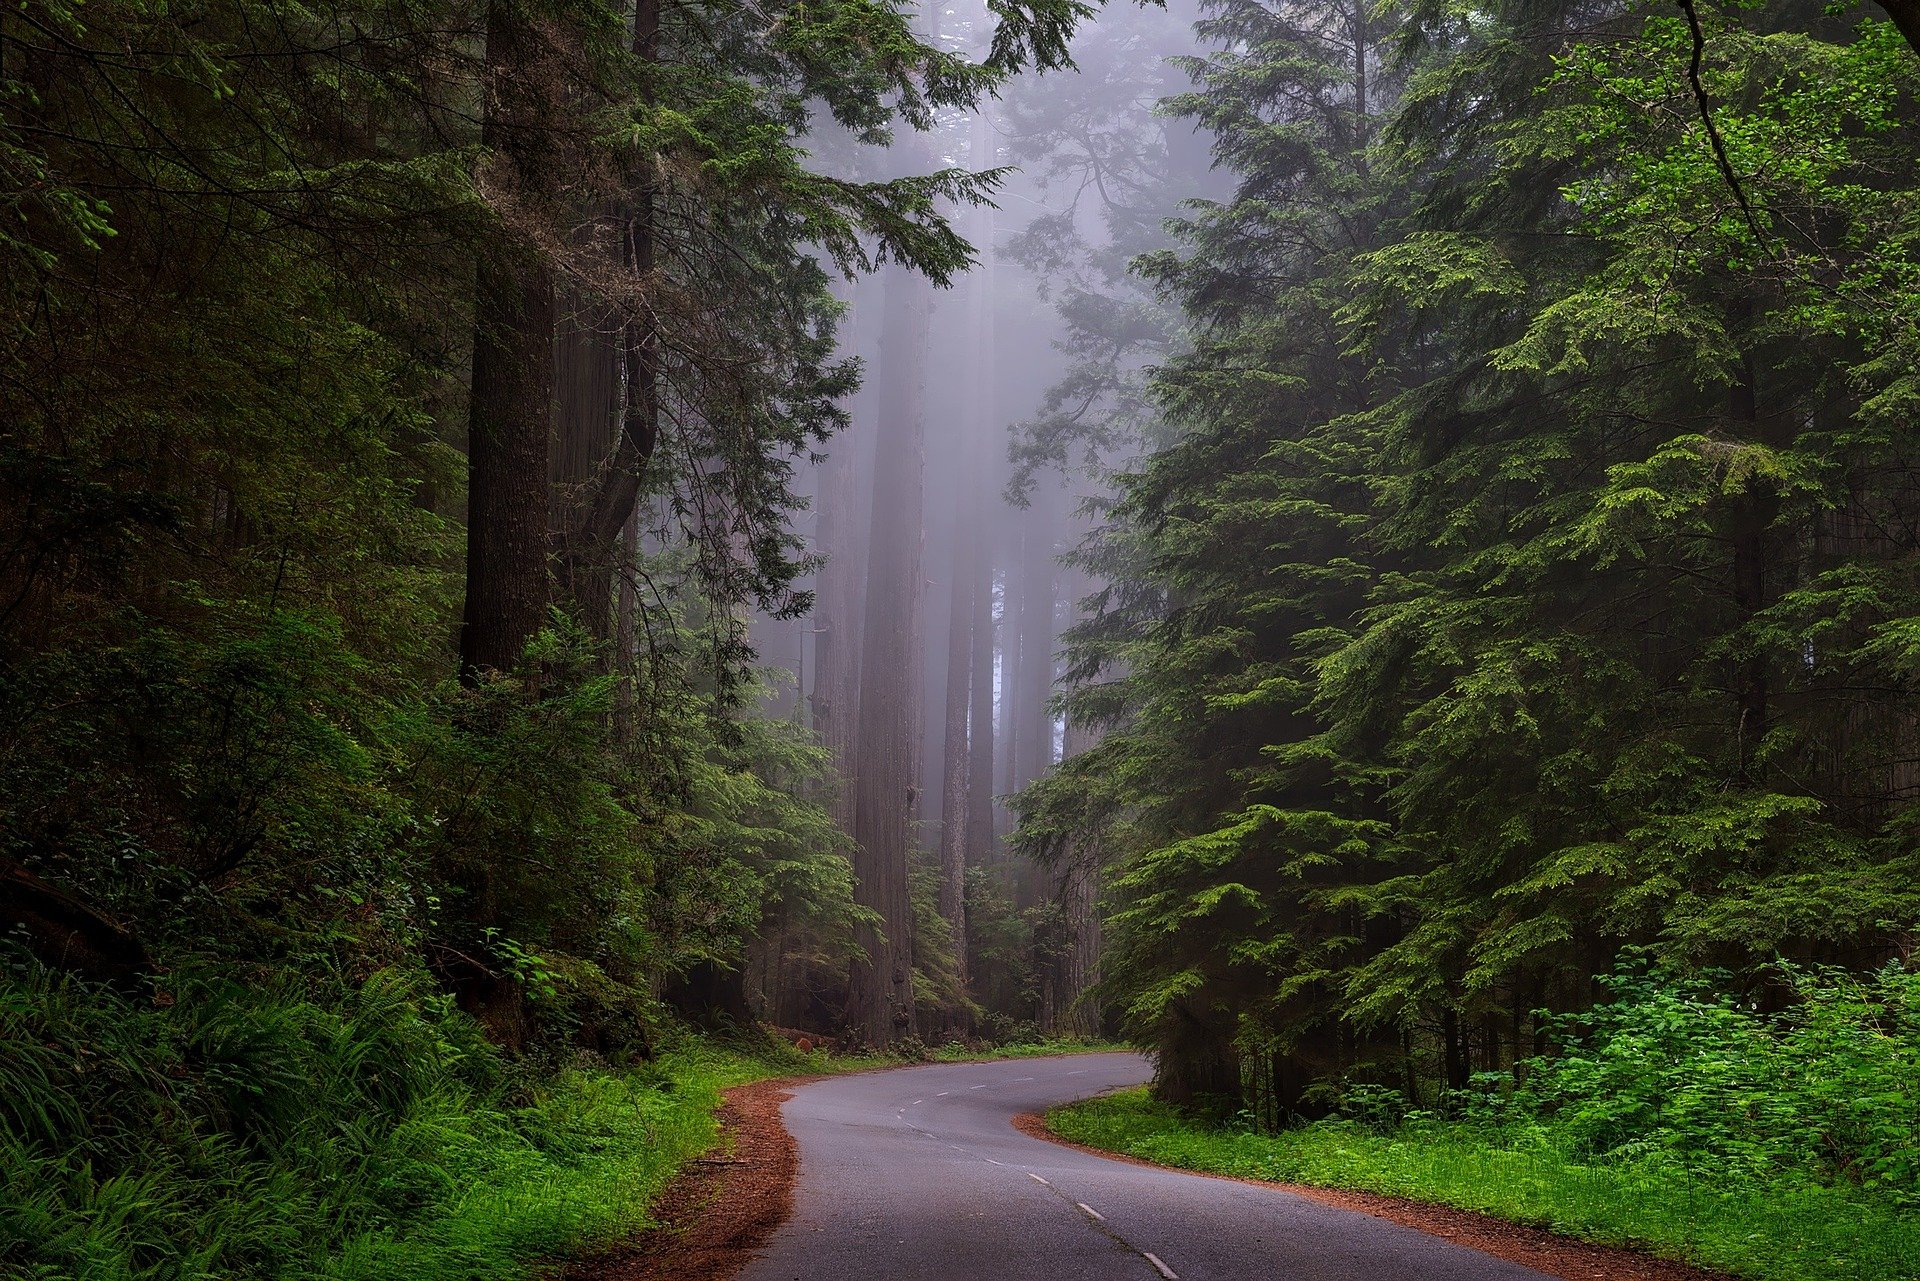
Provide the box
[562,0,660,611]
[1726,337,1775,781]
[967,540,998,868]
[847,265,931,1046]
[460,0,557,679]
[552,277,621,638]
[1015,495,1058,793]
[962,153,1000,874]
[812,285,866,830]
[936,488,976,992]
[1056,667,1101,1036]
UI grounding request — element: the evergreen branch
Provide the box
[1675,0,1770,250]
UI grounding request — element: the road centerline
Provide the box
[739,1051,1557,1281]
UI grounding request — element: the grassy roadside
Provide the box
[326,1040,807,1280]
[0,967,822,1281]
[0,954,1121,1281]
[930,1036,1130,1062]
[1047,1090,1920,1281]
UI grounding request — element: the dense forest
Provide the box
[4,0,1919,1271]
[1020,0,1920,1123]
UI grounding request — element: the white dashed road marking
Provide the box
[1143,1252,1177,1279]
[1027,1173,1050,1186]
[1076,1202,1104,1223]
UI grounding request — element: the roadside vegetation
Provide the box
[1051,966,1920,1281]
[0,949,1113,1281]
[0,957,817,1281]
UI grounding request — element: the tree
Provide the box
[847,264,935,1046]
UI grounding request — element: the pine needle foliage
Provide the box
[1017,0,1920,1129]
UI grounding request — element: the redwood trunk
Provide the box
[847,266,931,1046]
[936,493,976,991]
[461,0,557,680]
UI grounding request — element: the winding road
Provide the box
[738,1051,1554,1281]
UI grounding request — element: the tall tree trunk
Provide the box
[1057,621,1101,1036]
[562,0,660,617]
[967,544,998,869]
[936,486,976,994]
[962,141,1000,874]
[1059,856,1100,1035]
[811,285,866,829]
[1000,545,1022,818]
[1016,494,1058,793]
[847,265,931,1046]
[460,0,557,680]
[1728,346,1773,778]
[552,279,620,639]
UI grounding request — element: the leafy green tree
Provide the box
[1028,0,1920,1121]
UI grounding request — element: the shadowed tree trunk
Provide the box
[812,282,867,830]
[847,264,931,1046]
[936,482,976,994]
[1057,693,1101,1037]
[999,548,1022,834]
[967,540,998,869]
[551,276,621,639]
[1015,492,1059,794]
[560,0,660,634]
[460,0,558,680]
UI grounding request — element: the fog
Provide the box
[748,0,1230,1039]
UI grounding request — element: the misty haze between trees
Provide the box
[2,0,1919,1274]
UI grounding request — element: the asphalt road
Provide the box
[738,1052,1554,1281]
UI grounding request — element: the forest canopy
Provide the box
[3,0,1919,1272]
[1016,0,1920,1119]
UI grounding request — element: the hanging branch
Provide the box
[1676,0,1771,249]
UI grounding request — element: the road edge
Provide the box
[565,1074,814,1281]
[1010,1110,1737,1281]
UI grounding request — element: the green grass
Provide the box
[317,1041,786,1280]
[1049,1090,1920,1281]
[0,952,1138,1281]
[929,1036,1130,1063]
[0,961,821,1281]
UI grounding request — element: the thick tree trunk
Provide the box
[561,0,660,621]
[936,493,975,992]
[812,301,865,829]
[1057,701,1101,1037]
[460,0,556,679]
[967,545,998,867]
[552,281,621,638]
[847,266,931,1046]
[1015,496,1058,793]
[1000,548,1022,815]
[962,161,1000,873]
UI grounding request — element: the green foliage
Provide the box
[1016,0,1920,1121]
[0,954,786,1281]
[1050,965,1920,1278]
[1050,1087,1920,1281]
[1510,961,1920,1204]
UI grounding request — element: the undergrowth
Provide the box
[1051,964,1920,1281]
[930,1036,1128,1062]
[1051,1091,1919,1281]
[0,955,809,1281]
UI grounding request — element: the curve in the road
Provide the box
[738,1051,1555,1281]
